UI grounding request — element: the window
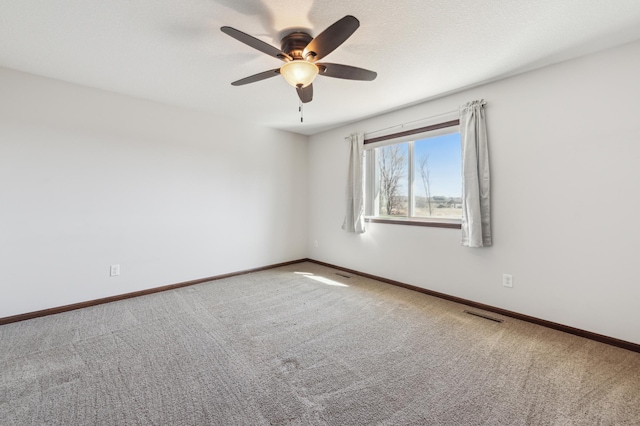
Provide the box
[364,120,461,228]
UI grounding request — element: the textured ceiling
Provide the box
[2,1,640,135]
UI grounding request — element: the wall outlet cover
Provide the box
[502,273,513,288]
[110,264,120,277]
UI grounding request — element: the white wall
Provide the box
[0,67,308,318]
[3,40,640,345]
[307,40,640,345]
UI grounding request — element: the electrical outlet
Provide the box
[110,264,120,277]
[314,240,318,248]
[502,273,513,288]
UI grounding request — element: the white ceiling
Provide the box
[2,1,640,135]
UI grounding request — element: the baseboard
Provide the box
[5,257,638,354]
[305,258,640,354]
[0,259,308,326]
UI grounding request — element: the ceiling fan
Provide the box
[220,15,377,104]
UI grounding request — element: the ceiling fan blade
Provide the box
[303,15,360,62]
[296,84,313,103]
[317,63,377,81]
[221,26,292,62]
[231,69,281,86]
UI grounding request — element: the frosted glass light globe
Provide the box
[280,60,319,88]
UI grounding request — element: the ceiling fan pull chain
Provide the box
[299,100,304,123]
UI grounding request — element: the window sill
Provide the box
[365,217,462,229]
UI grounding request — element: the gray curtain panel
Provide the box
[342,133,366,234]
[460,100,492,247]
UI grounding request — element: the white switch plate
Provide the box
[110,264,120,277]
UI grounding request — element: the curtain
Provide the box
[342,132,366,234]
[460,100,492,247]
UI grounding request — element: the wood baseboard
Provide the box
[4,257,638,354]
[0,259,308,326]
[306,258,640,354]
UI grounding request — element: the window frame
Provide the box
[364,119,462,229]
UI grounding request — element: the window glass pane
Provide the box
[375,143,408,216]
[413,133,461,219]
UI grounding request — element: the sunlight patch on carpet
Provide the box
[294,271,349,287]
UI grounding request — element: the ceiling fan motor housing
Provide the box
[281,32,314,60]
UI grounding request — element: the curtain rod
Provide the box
[344,109,458,140]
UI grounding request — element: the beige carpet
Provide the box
[1,261,639,425]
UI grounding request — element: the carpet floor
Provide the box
[1,261,639,425]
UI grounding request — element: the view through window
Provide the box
[365,122,461,225]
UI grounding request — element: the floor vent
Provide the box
[335,273,351,278]
[464,310,504,323]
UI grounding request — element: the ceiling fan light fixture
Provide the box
[222,16,375,104]
[280,60,319,88]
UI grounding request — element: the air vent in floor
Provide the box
[464,310,504,323]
